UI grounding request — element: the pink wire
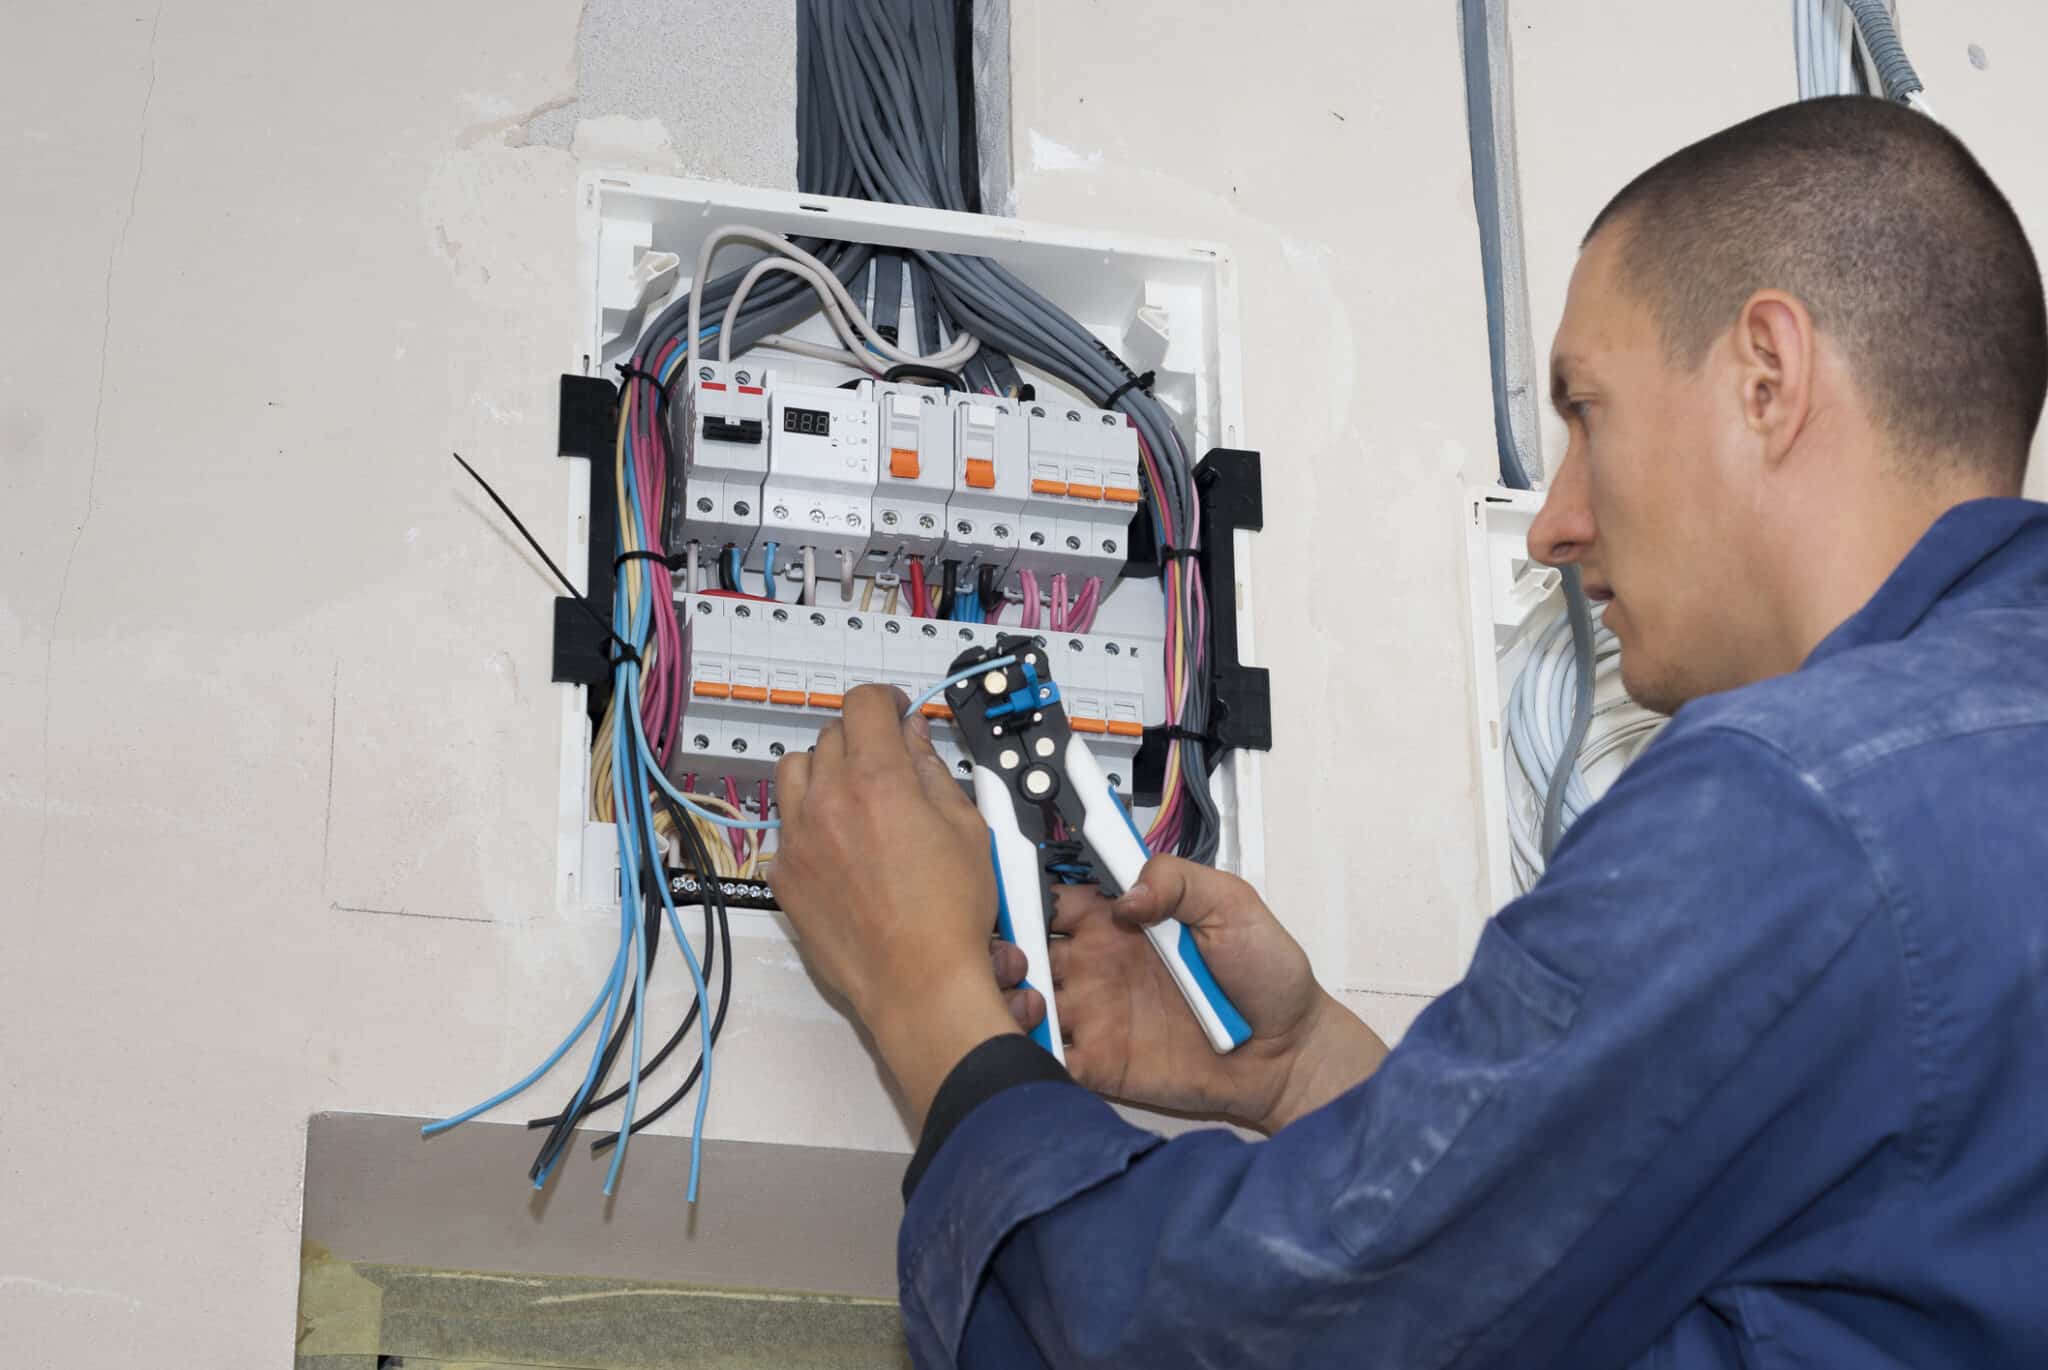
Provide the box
[1069,577,1103,634]
[1019,570,1040,631]
[722,776,746,867]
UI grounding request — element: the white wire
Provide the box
[837,547,855,603]
[690,225,978,380]
[719,253,979,373]
[801,545,817,606]
[753,333,889,372]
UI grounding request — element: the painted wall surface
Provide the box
[2,2,2043,1361]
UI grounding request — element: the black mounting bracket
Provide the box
[550,373,627,727]
[1128,448,1273,805]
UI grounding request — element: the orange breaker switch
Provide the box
[889,447,920,480]
[964,457,997,489]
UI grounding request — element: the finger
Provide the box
[991,939,1028,989]
[841,683,914,771]
[1002,985,1045,1032]
[1049,883,1109,934]
[1112,854,1216,929]
[774,750,812,821]
[1048,936,1075,986]
[904,711,976,815]
[810,718,847,782]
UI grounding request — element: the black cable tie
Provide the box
[603,638,643,668]
[613,549,681,574]
[1160,724,1217,746]
[615,362,670,403]
[1160,546,1199,563]
[1103,369,1156,409]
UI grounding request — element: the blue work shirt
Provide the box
[897,497,2048,1368]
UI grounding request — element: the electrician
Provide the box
[769,97,2048,1369]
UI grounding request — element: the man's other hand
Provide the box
[997,855,1388,1133]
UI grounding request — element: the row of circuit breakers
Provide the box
[667,362,1144,588]
[660,362,1158,789]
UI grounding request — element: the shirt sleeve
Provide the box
[895,724,1914,1369]
[904,1033,1075,1199]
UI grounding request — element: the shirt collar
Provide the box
[1806,497,2048,666]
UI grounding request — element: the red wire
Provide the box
[908,559,928,619]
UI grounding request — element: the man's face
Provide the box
[1528,229,1761,715]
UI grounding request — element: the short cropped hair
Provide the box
[1587,96,2045,486]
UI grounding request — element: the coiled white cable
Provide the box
[1504,605,1665,892]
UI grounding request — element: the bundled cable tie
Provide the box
[1103,369,1156,409]
[614,549,683,575]
[615,362,672,407]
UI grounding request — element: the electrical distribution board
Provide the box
[564,174,1266,917]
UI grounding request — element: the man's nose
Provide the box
[1527,451,1595,568]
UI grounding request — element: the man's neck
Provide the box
[1775,474,2006,670]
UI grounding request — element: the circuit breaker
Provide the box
[754,382,880,583]
[944,395,1029,582]
[1017,401,1143,584]
[673,362,774,561]
[869,381,956,570]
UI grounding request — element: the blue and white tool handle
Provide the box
[972,765,1065,1062]
[1062,735,1252,1054]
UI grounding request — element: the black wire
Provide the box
[524,882,716,1132]
[450,452,643,666]
[881,361,969,391]
[524,800,670,1180]
[591,786,735,1156]
[520,757,671,1179]
[937,559,959,619]
[954,0,981,214]
[976,564,998,619]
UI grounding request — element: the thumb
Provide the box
[1112,854,1234,931]
[902,712,976,817]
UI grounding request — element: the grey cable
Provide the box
[1460,0,1597,871]
[1457,0,1536,493]
[1841,0,1924,102]
[1540,567,1596,859]
[796,0,1219,857]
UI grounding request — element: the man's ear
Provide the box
[1734,289,1815,466]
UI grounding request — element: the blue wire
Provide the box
[435,325,729,1178]
[611,414,714,1199]
[625,706,713,1202]
[762,541,778,600]
[600,683,648,1196]
[417,944,627,1138]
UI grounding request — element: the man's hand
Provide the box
[997,855,1387,1134]
[769,685,1018,1130]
